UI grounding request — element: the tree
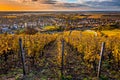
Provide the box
[25,27,38,35]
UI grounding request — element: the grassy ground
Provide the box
[88,14,103,18]
[43,26,59,31]
[101,29,120,36]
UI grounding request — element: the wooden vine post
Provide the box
[19,38,26,76]
[97,42,105,79]
[61,38,64,79]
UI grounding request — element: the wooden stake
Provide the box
[61,39,64,79]
[19,38,26,76]
[97,42,105,79]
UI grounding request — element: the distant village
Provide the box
[0,13,120,34]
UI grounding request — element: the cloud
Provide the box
[10,0,57,4]
[0,0,56,11]
[41,0,57,4]
[54,3,87,8]
[56,0,120,10]
[85,0,120,9]
[0,0,120,11]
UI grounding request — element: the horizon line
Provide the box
[0,10,120,12]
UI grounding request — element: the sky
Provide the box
[0,0,120,11]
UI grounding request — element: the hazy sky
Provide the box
[0,0,120,11]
